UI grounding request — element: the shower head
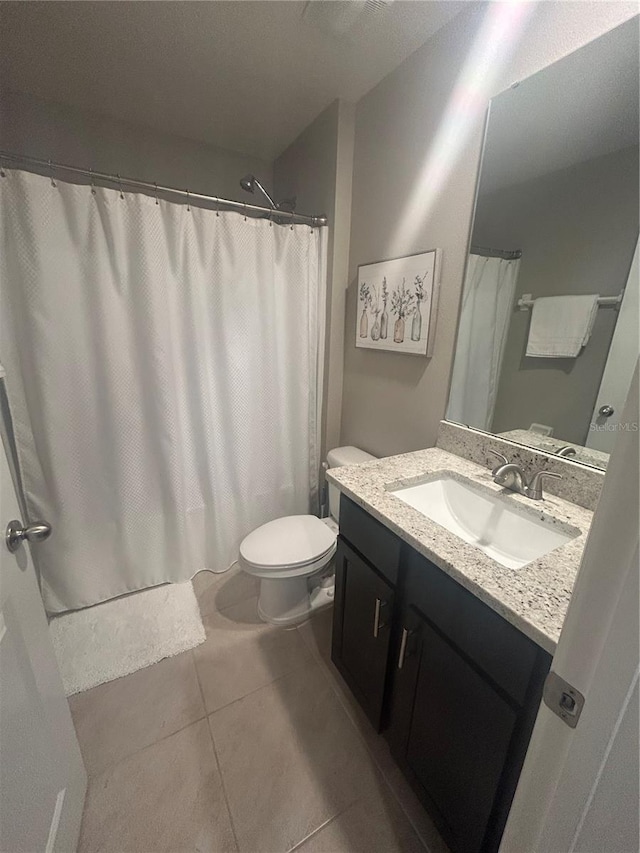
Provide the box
[240,174,255,194]
[239,174,277,210]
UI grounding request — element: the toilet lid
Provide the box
[239,515,337,570]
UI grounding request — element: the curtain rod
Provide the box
[471,244,522,260]
[0,151,328,228]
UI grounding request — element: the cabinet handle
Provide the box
[398,627,414,669]
[373,597,387,638]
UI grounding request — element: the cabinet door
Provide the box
[331,538,394,729]
[395,614,518,853]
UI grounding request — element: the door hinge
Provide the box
[543,671,585,729]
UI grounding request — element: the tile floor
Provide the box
[70,568,449,853]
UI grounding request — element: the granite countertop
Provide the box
[498,429,609,470]
[327,448,593,654]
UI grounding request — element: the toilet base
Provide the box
[257,573,334,626]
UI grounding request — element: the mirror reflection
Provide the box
[447,19,639,470]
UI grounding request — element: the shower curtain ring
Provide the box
[186,189,190,212]
[48,159,57,188]
[215,198,220,217]
[154,182,159,205]
[117,174,124,199]
[244,203,247,221]
[0,157,6,178]
[89,168,96,195]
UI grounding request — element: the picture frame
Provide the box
[355,249,441,356]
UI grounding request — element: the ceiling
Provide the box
[0,0,465,162]
[478,15,639,196]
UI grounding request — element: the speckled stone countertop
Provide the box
[499,429,609,471]
[327,448,593,654]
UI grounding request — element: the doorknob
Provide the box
[598,405,614,417]
[5,519,52,554]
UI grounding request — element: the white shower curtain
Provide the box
[0,170,327,613]
[447,253,520,431]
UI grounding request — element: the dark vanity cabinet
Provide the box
[331,497,401,728]
[332,497,552,853]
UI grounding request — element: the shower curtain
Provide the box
[447,253,520,431]
[0,169,327,613]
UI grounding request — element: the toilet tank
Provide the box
[326,446,376,521]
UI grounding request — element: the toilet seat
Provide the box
[237,447,375,625]
[239,515,337,579]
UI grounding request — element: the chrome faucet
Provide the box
[488,450,562,501]
[556,445,577,458]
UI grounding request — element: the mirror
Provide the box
[446,18,639,471]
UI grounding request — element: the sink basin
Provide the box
[390,475,579,569]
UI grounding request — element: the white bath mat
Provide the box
[50,582,206,696]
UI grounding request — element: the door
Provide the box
[331,538,395,728]
[586,238,639,452]
[501,365,639,853]
[0,403,87,852]
[390,609,518,853]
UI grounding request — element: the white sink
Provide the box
[390,474,579,569]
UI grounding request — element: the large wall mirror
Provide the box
[447,18,639,471]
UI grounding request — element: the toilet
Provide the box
[238,446,375,625]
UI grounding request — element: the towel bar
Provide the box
[517,292,624,311]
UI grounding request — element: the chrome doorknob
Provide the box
[5,519,52,554]
[598,405,615,417]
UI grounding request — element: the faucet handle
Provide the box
[488,449,509,475]
[527,469,562,500]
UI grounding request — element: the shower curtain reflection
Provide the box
[447,253,520,431]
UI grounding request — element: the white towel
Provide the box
[526,295,599,358]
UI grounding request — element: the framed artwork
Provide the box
[355,249,441,356]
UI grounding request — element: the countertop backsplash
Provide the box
[437,421,605,511]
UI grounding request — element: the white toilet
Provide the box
[238,446,375,625]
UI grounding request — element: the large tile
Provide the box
[69,651,205,776]
[372,757,451,853]
[193,597,312,713]
[298,610,378,747]
[297,607,333,668]
[293,785,427,853]
[208,662,383,853]
[193,567,258,617]
[300,610,391,753]
[78,719,237,853]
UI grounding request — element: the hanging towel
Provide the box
[526,294,599,358]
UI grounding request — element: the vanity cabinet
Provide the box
[331,498,401,728]
[332,496,552,853]
[331,539,395,727]
[391,613,517,853]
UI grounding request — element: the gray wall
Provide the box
[476,146,639,444]
[0,90,272,202]
[274,99,355,461]
[340,2,638,458]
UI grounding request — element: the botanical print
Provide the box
[412,272,426,342]
[380,278,389,340]
[355,250,440,356]
[391,278,414,343]
[359,281,372,338]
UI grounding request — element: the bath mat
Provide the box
[49,582,206,695]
